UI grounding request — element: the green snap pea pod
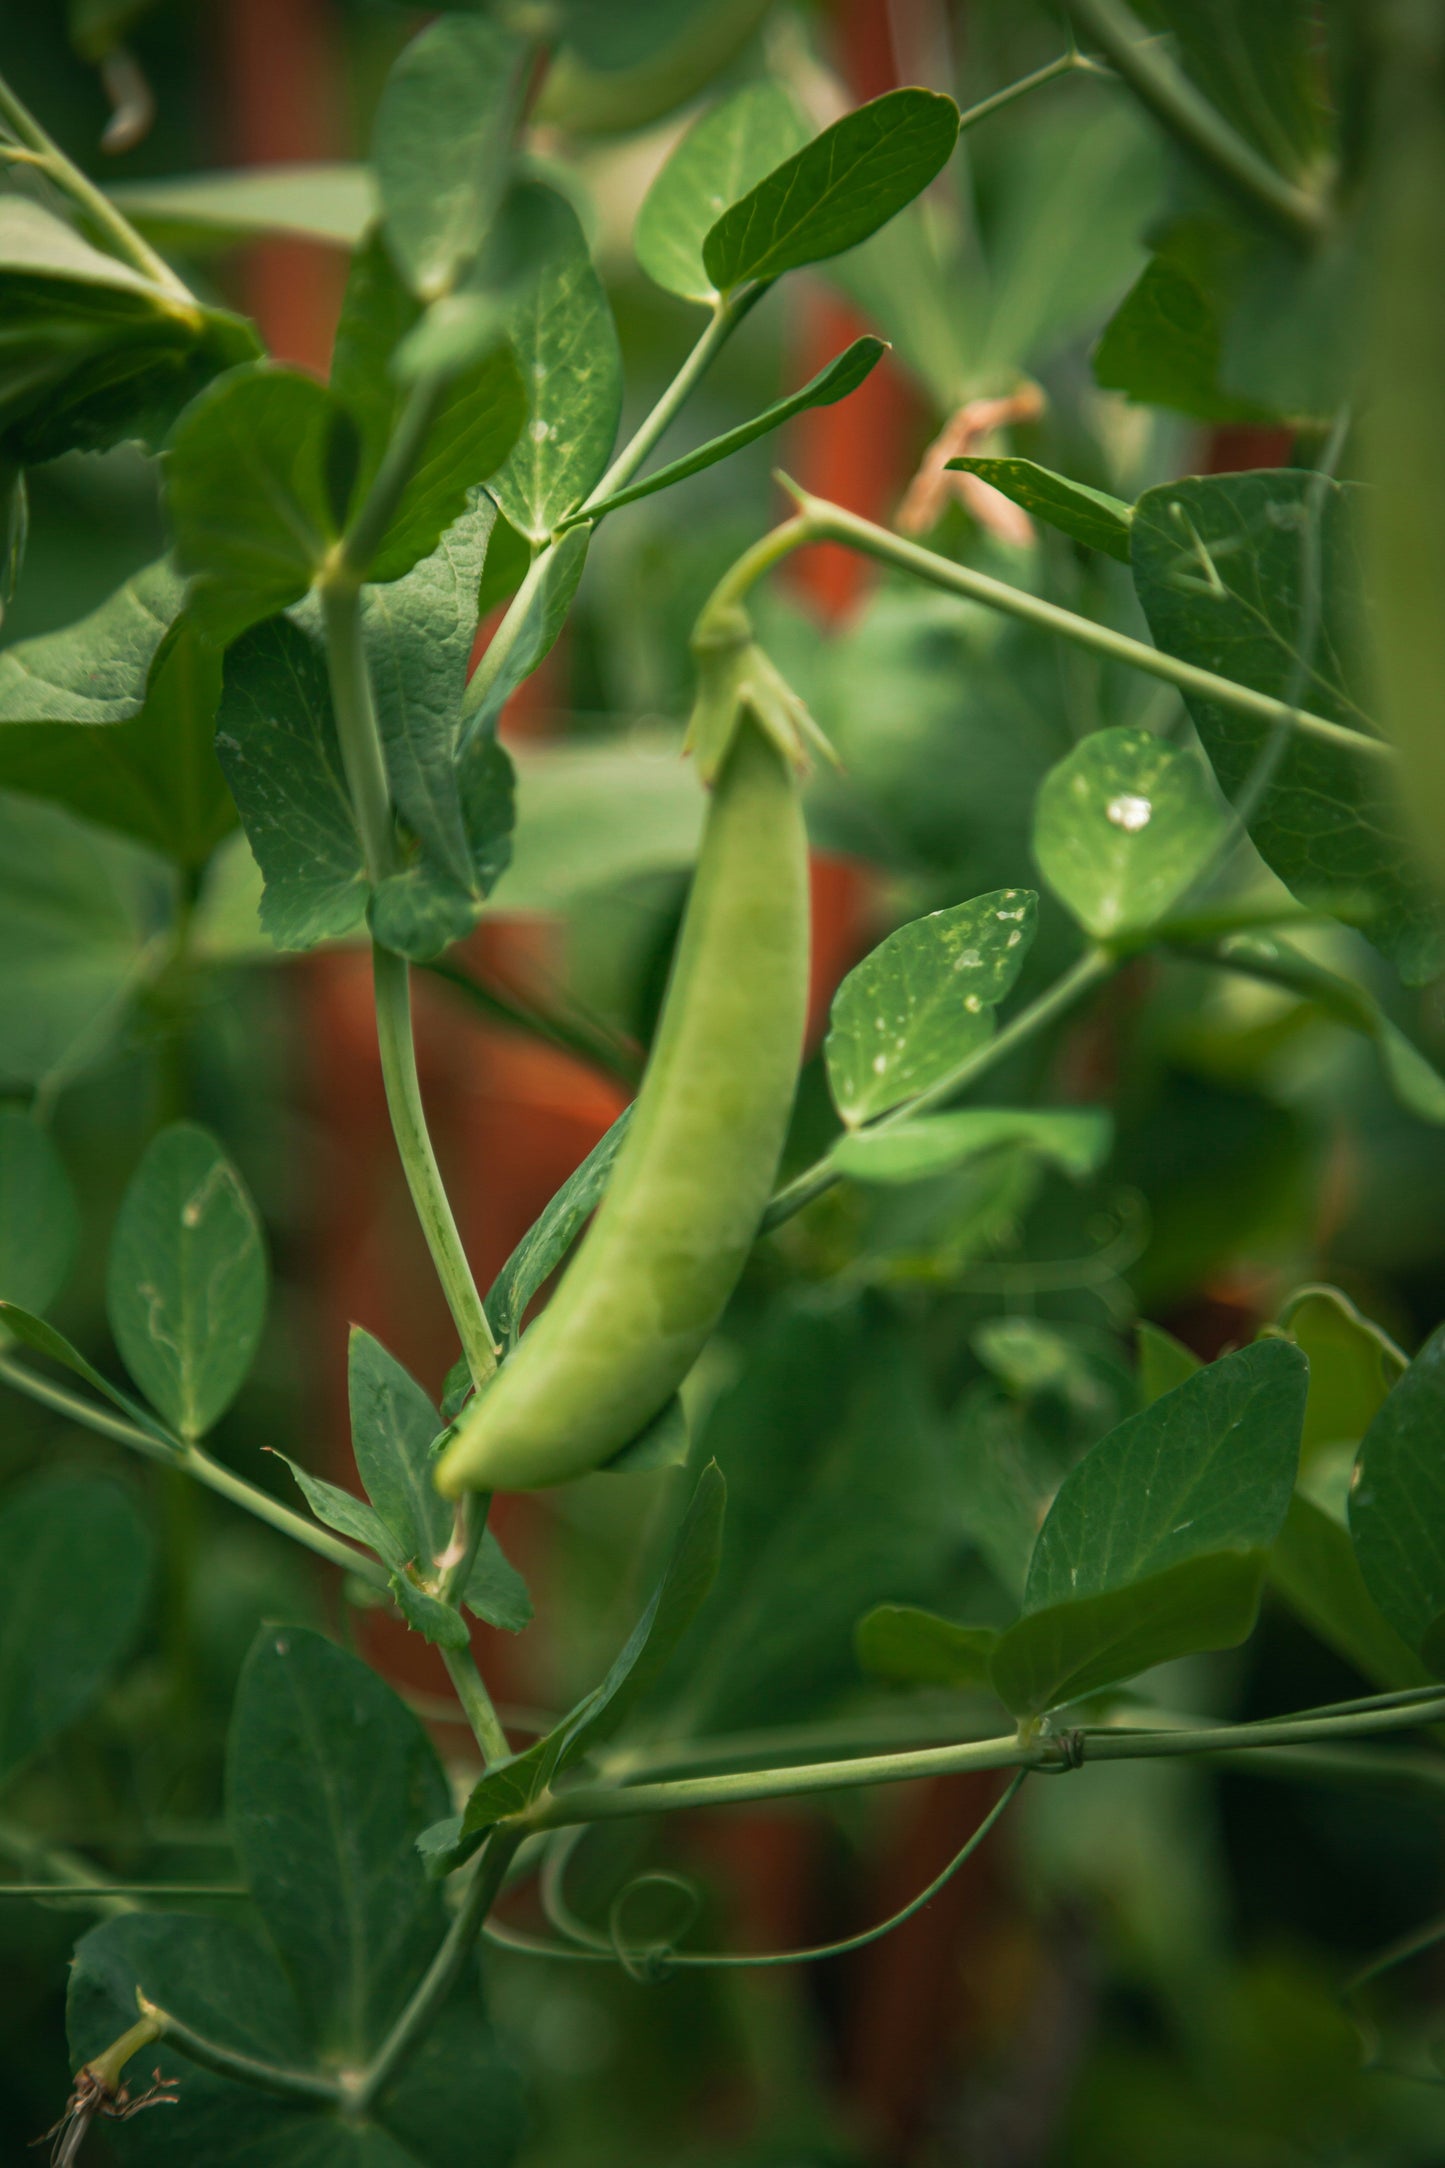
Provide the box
[436,629,811,1494]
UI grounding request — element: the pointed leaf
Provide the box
[107,1122,268,1439]
[488,193,621,542]
[635,80,810,303]
[0,1474,153,1785]
[486,1104,632,1350]
[466,522,590,734]
[1131,472,1443,982]
[702,87,959,290]
[831,1106,1110,1185]
[947,456,1133,561]
[855,1604,999,1690]
[373,14,523,301]
[1033,725,1229,940]
[275,1455,401,1564]
[1350,1326,1445,1669]
[572,337,887,527]
[0,1107,78,1313]
[824,888,1037,1126]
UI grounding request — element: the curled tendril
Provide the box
[487,1771,1027,1976]
[608,1871,704,1983]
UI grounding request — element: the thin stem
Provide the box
[339,375,446,580]
[442,1646,512,1766]
[0,1820,136,1917]
[373,946,499,1385]
[763,946,1115,1230]
[135,1993,341,2106]
[320,582,398,887]
[1065,0,1327,244]
[0,68,193,295]
[955,49,1103,135]
[350,1827,522,2111]
[794,493,1387,762]
[0,1353,174,1463]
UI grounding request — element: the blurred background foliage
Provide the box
[4,0,1445,2162]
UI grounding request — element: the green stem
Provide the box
[320,581,398,887]
[0,67,193,295]
[436,1494,511,1765]
[135,1992,341,2105]
[763,946,1116,1230]
[373,946,499,1386]
[1065,0,1327,243]
[0,1819,136,1917]
[794,493,1385,762]
[955,48,1105,134]
[349,1827,522,2112]
[527,1692,1445,1830]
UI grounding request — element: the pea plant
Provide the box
[4,1,1445,2159]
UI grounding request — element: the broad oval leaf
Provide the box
[1350,1326,1445,1670]
[1032,725,1229,940]
[947,457,1133,562]
[0,1473,153,1786]
[107,1121,268,1439]
[374,13,523,302]
[702,86,959,291]
[166,362,346,643]
[824,888,1037,1126]
[488,191,621,542]
[855,1603,999,1689]
[635,80,809,303]
[0,1107,78,1313]
[991,1338,1307,1713]
[1131,472,1444,983]
[831,1106,1111,1185]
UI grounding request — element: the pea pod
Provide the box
[435,623,811,1493]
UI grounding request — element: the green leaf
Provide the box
[109,162,377,252]
[1135,1320,1201,1407]
[389,1572,471,1651]
[373,13,523,302]
[107,1121,268,1440]
[1277,1284,1406,1464]
[0,792,156,1090]
[1032,725,1229,942]
[600,1392,690,1476]
[1094,248,1267,423]
[946,457,1133,562]
[702,87,959,291]
[634,79,810,303]
[572,337,887,527]
[1131,472,1444,983]
[330,231,527,584]
[0,196,260,464]
[0,1107,79,1313]
[166,363,347,643]
[1271,1449,1427,1692]
[453,1462,725,1846]
[488,192,621,543]
[214,614,367,951]
[824,888,1037,1126]
[1202,932,1445,1125]
[486,1104,632,1350]
[0,1473,153,1786]
[1350,1326,1445,1669]
[467,523,590,735]
[991,1339,1307,1713]
[855,1603,999,1690]
[831,1106,1111,1185]
[0,1300,178,1445]
[275,1455,401,1562]
[0,565,230,866]
[1145,0,1328,178]
[230,1626,453,2059]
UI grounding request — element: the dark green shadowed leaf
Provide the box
[166,362,348,643]
[488,192,621,543]
[214,613,367,951]
[635,80,810,303]
[107,1122,268,1440]
[1094,248,1268,424]
[0,1474,153,1786]
[572,337,887,528]
[0,556,182,726]
[855,1604,999,1690]
[229,1627,452,2061]
[702,87,959,290]
[1131,472,1445,982]
[947,457,1133,561]
[0,1107,79,1313]
[825,889,1037,1126]
[991,1339,1307,1713]
[330,229,527,584]
[832,1107,1111,1186]
[373,13,525,302]
[1033,726,1229,942]
[486,1104,632,1349]
[1272,1447,1427,1693]
[446,1462,725,1851]
[1350,1326,1445,1669]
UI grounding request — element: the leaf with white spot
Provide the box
[1032,725,1230,941]
[824,890,1037,1126]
